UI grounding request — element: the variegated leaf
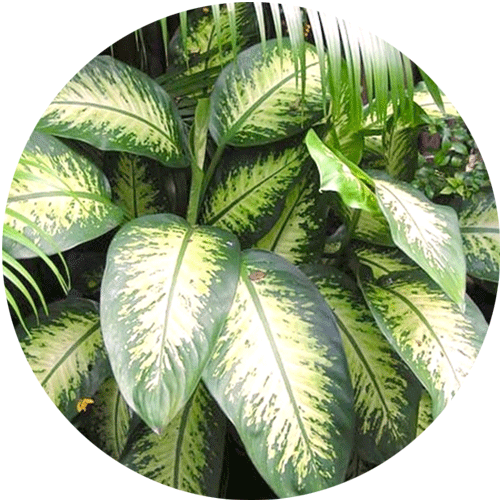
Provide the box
[200,139,311,247]
[3,132,123,259]
[121,382,226,496]
[306,129,380,213]
[16,298,109,420]
[104,152,172,222]
[374,174,466,306]
[458,192,500,282]
[100,214,240,433]
[358,267,488,417]
[354,245,419,280]
[203,250,354,497]
[168,3,257,80]
[305,265,421,462]
[255,167,328,265]
[416,390,433,436]
[79,377,131,460]
[382,117,421,182]
[209,39,324,147]
[36,55,189,167]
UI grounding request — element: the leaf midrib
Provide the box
[158,226,194,379]
[49,100,176,148]
[375,281,461,388]
[242,271,320,476]
[221,56,319,144]
[41,321,101,387]
[205,151,304,226]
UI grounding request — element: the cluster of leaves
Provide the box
[411,87,490,200]
[3,4,499,499]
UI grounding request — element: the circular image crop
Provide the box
[3,2,498,499]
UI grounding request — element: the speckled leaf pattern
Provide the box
[374,175,466,306]
[106,152,170,222]
[202,250,354,497]
[100,214,240,434]
[81,377,131,460]
[354,245,419,280]
[255,167,328,265]
[459,192,500,282]
[17,298,109,420]
[306,129,379,213]
[121,383,226,496]
[200,140,311,247]
[306,265,421,462]
[209,39,324,146]
[358,268,488,417]
[36,55,189,167]
[3,132,123,259]
[416,390,433,436]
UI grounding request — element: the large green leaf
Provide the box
[3,132,123,259]
[305,265,421,462]
[255,167,328,265]
[305,129,380,213]
[458,192,500,282]
[79,377,131,460]
[121,382,226,496]
[100,214,240,434]
[36,55,189,167]
[416,390,433,437]
[209,38,324,147]
[200,138,311,247]
[17,298,109,420]
[374,174,466,307]
[202,250,354,497]
[358,267,488,417]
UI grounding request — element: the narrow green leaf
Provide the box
[187,98,211,225]
[458,192,500,282]
[374,174,466,306]
[3,131,123,259]
[255,167,328,265]
[306,264,421,462]
[306,129,379,213]
[36,56,189,167]
[203,250,354,497]
[100,214,240,433]
[200,138,311,247]
[3,249,49,318]
[121,382,226,496]
[17,298,109,420]
[209,38,325,147]
[80,377,131,460]
[358,268,488,416]
[354,245,419,280]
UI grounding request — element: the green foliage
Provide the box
[4,4,497,499]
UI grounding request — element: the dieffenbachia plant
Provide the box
[4,5,497,498]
